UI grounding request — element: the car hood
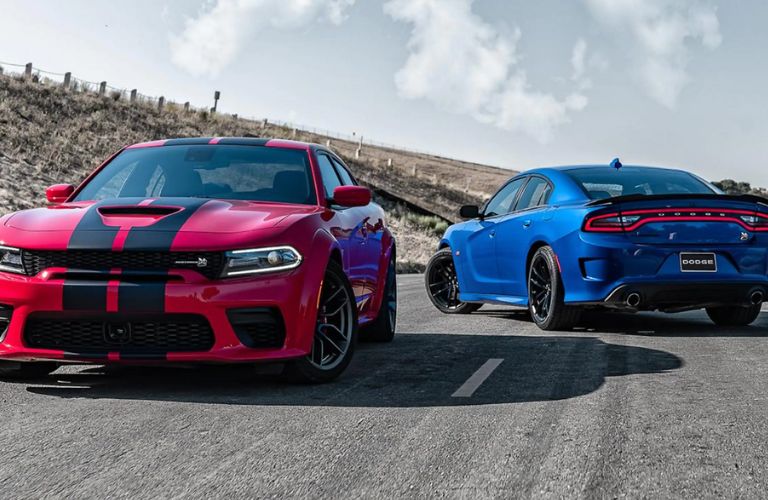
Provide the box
[3,198,319,251]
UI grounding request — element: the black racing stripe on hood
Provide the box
[121,198,210,251]
[67,198,146,250]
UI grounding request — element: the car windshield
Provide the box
[565,167,716,200]
[74,145,317,205]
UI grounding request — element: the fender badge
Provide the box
[740,232,750,241]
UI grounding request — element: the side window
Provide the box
[515,177,552,211]
[331,157,356,186]
[484,178,526,217]
[316,154,343,199]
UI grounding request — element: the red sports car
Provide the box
[0,138,396,382]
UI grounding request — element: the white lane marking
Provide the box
[451,358,504,398]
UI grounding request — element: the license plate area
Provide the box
[680,252,717,273]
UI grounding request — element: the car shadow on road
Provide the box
[476,308,768,337]
[22,332,681,407]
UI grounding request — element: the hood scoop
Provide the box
[98,206,181,217]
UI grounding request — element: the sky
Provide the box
[1,0,767,186]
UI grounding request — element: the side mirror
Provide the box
[46,184,75,204]
[332,186,371,207]
[459,205,481,219]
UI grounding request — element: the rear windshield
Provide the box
[74,145,317,205]
[565,167,716,200]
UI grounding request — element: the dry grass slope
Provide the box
[0,74,514,270]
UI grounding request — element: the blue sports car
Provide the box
[425,161,768,330]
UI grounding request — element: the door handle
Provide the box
[523,220,532,228]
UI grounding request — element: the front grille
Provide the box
[22,250,225,280]
[24,314,215,354]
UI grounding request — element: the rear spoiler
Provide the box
[587,193,768,207]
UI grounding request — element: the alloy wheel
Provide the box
[310,272,354,370]
[529,255,553,323]
[427,255,462,310]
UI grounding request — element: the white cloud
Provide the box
[571,38,588,83]
[384,0,588,143]
[170,0,356,77]
[585,0,721,108]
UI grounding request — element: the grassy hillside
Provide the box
[0,73,513,271]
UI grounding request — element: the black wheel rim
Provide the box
[529,255,553,322]
[310,272,354,370]
[427,254,462,310]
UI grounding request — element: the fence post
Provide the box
[326,140,331,147]
[24,63,32,78]
[292,128,297,138]
[387,158,393,168]
[130,89,137,102]
[184,102,190,112]
[262,118,268,128]
[63,72,71,88]
[411,165,416,176]
[355,148,361,159]
[0,66,4,75]
[98,81,107,95]
[158,96,165,111]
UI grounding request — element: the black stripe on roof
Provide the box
[215,137,270,146]
[163,138,215,146]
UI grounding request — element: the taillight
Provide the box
[584,208,768,232]
[583,213,640,232]
[739,214,768,229]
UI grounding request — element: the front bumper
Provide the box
[0,268,320,364]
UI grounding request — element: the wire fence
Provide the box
[0,59,462,161]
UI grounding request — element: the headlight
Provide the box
[222,246,302,277]
[0,245,24,274]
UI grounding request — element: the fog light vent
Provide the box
[0,304,14,341]
[227,308,286,349]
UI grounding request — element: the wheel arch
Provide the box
[526,240,553,276]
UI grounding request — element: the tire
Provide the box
[706,304,761,327]
[284,260,358,383]
[0,361,58,380]
[425,248,481,314]
[528,246,581,331]
[361,254,397,343]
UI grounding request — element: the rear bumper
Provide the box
[598,282,766,311]
[555,231,768,309]
[0,268,320,364]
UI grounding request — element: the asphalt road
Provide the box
[2,274,768,498]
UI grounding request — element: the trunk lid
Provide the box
[585,194,768,245]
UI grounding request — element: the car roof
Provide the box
[526,165,689,175]
[126,137,324,151]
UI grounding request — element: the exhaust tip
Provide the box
[751,291,764,305]
[626,292,641,308]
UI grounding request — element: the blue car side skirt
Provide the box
[459,293,528,307]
